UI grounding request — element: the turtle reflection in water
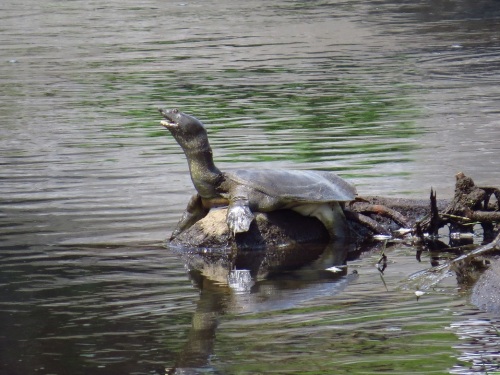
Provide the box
[159,109,357,240]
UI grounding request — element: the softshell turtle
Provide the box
[159,109,357,240]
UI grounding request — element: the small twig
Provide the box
[344,210,391,235]
[405,232,500,292]
[377,241,388,274]
[355,203,411,228]
[441,213,472,222]
[450,232,500,265]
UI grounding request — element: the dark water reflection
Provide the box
[1,0,500,374]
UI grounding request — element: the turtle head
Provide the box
[159,108,222,196]
[159,108,206,134]
[159,108,209,152]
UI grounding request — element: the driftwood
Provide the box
[350,172,499,241]
[415,172,500,237]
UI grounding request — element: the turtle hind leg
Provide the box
[328,202,349,239]
[292,202,348,239]
[170,194,209,240]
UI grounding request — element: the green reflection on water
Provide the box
[215,297,461,374]
[89,67,421,166]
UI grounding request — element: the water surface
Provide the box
[1,0,499,374]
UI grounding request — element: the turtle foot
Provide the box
[227,205,255,236]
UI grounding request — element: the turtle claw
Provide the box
[227,205,255,236]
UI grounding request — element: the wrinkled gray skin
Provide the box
[160,109,357,240]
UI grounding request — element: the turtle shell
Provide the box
[226,169,356,203]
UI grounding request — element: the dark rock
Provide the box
[169,208,330,250]
[470,257,500,315]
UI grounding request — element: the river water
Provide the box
[1,0,500,374]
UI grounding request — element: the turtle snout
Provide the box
[159,108,180,129]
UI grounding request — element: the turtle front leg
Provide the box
[226,193,255,236]
[170,194,209,240]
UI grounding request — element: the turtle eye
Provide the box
[172,108,179,114]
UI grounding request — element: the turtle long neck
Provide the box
[185,147,222,199]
